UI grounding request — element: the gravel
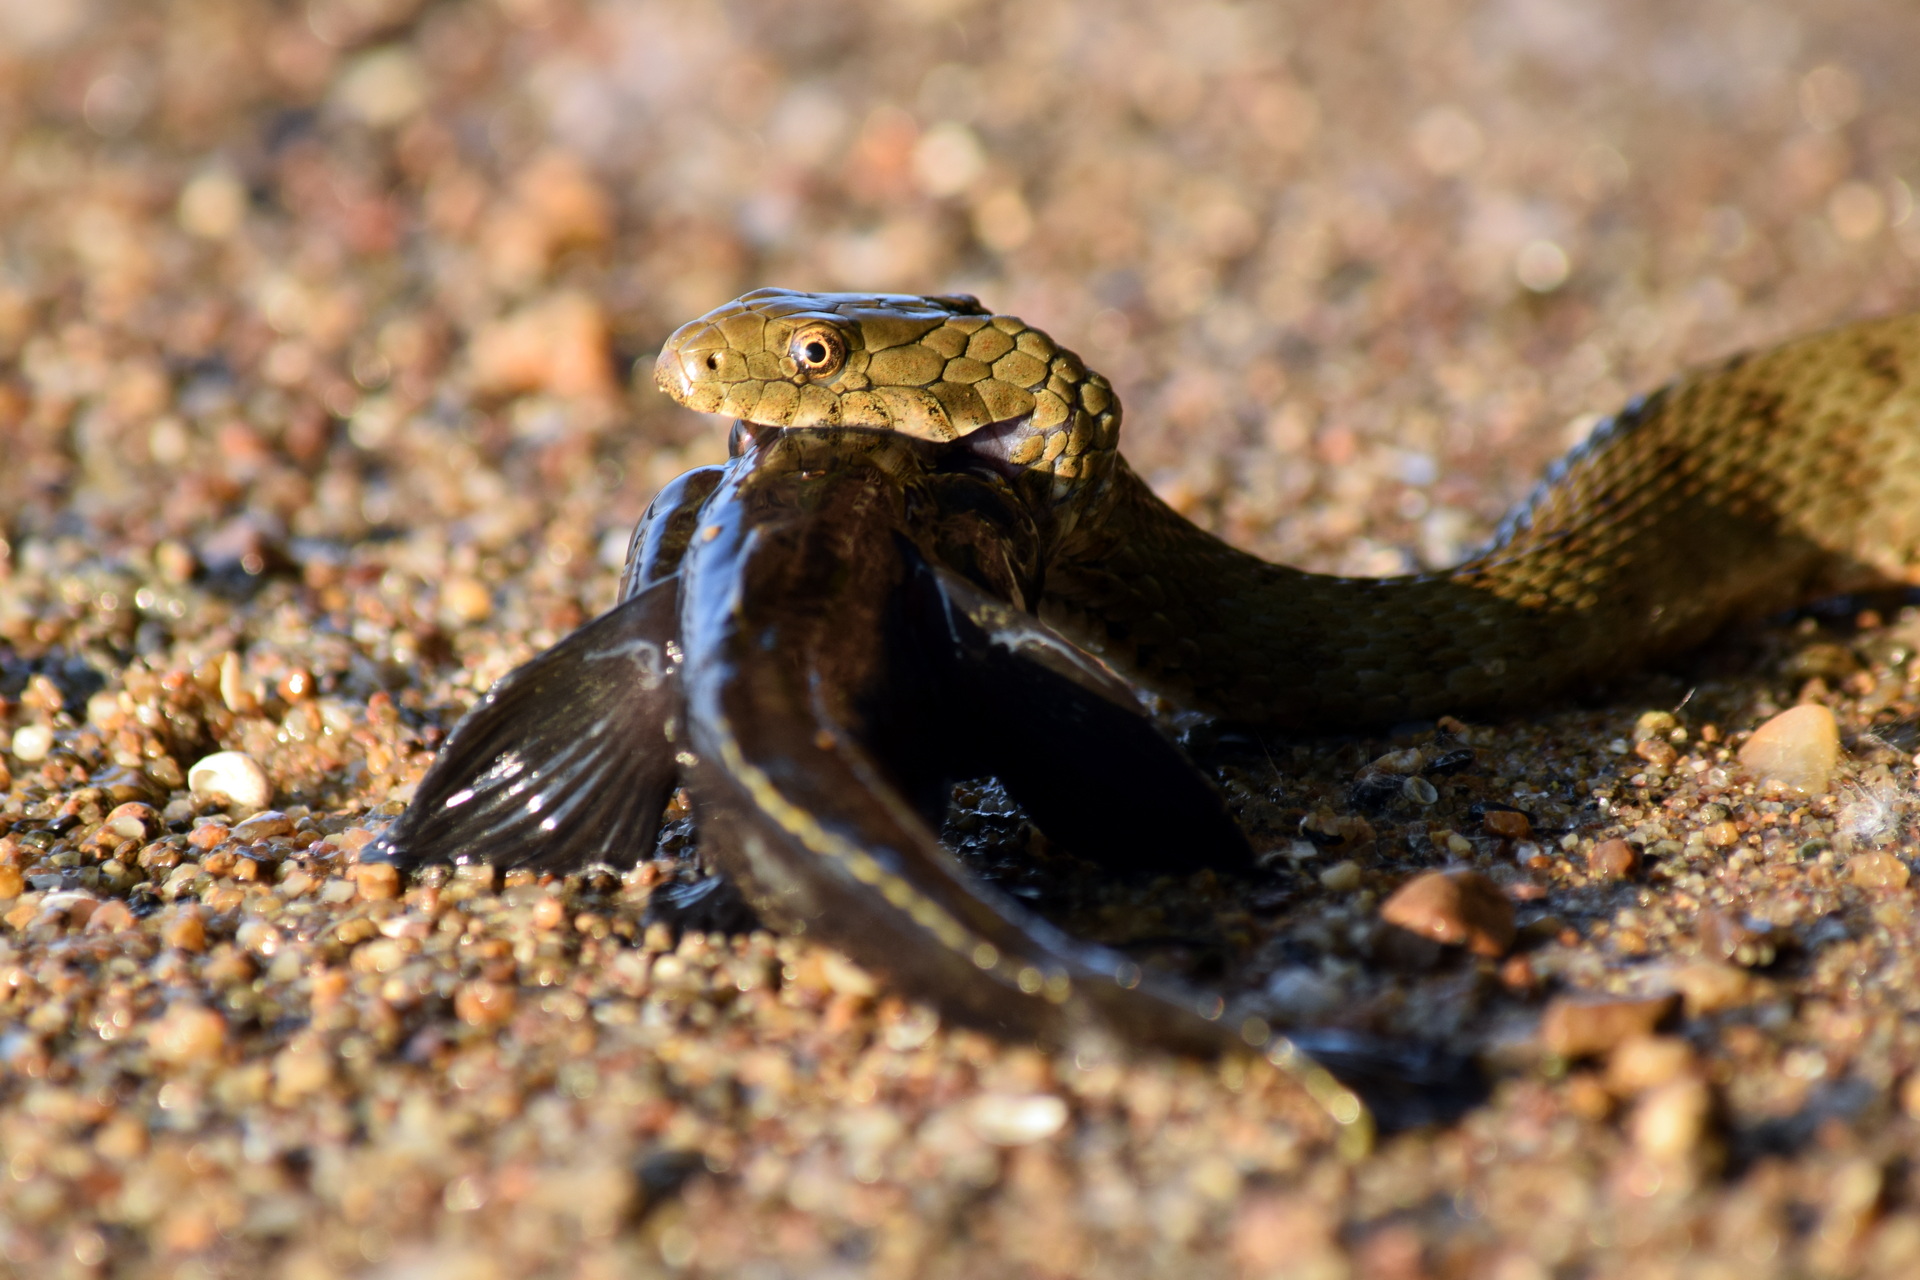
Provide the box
[7,1,1920,1276]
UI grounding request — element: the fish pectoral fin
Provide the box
[368,578,684,873]
[933,570,1255,876]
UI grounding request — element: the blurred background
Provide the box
[4,0,1919,617]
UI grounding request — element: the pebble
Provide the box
[272,1037,335,1103]
[442,575,494,624]
[162,907,208,953]
[1629,1078,1714,1162]
[1540,993,1677,1058]
[147,1002,229,1064]
[454,979,517,1028]
[1587,838,1638,879]
[1377,869,1515,957]
[1848,852,1911,890]
[187,751,272,812]
[1482,809,1531,840]
[1737,704,1840,793]
[1318,860,1364,892]
[84,900,137,933]
[468,290,615,400]
[188,823,230,851]
[1298,810,1375,851]
[102,802,161,841]
[1667,962,1755,1015]
[350,862,402,901]
[1702,820,1741,848]
[232,810,295,842]
[966,1093,1068,1146]
[0,867,22,900]
[10,723,53,763]
[1606,1035,1697,1094]
[1369,747,1425,774]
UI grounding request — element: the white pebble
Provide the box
[10,724,53,763]
[188,751,272,812]
[967,1093,1068,1146]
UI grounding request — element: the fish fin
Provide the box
[369,579,683,873]
[932,570,1255,875]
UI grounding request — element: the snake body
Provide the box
[657,290,1920,730]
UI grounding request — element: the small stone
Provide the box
[0,867,22,900]
[162,906,208,953]
[84,901,137,933]
[454,979,517,1028]
[1703,820,1741,848]
[1369,747,1425,775]
[1401,776,1440,806]
[10,724,53,763]
[232,810,295,842]
[1738,704,1840,793]
[967,1093,1068,1145]
[102,802,161,842]
[148,1002,228,1064]
[1634,710,1679,742]
[235,919,283,956]
[1318,860,1364,892]
[1482,809,1531,840]
[188,823,230,851]
[333,45,428,127]
[1298,810,1374,851]
[1587,838,1638,879]
[1629,1078,1714,1162]
[468,290,615,399]
[1848,852,1911,890]
[272,1037,335,1103]
[177,166,248,239]
[350,863,401,901]
[1668,961,1754,1015]
[94,1115,149,1162]
[1378,869,1515,957]
[531,896,567,930]
[1633,737,1679,767]
[1540,993,1677,1058]
[188,751,272,812]
[441,576,493,624]
[1606,1035,1696,1094]
[337,828,379,855]
[39,891,97,929]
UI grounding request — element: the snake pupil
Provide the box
[805,342,827,364]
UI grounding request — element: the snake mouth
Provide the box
[728,413,1045,477]
[955,414,1039,477]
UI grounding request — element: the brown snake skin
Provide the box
[657,289,1920,730]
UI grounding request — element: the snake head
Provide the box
[654,288,1120,481]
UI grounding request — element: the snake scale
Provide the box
[377,288,1920,1128]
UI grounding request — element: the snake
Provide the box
[372,288,1920,1129]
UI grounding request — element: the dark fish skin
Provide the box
[372,426,1476,1130]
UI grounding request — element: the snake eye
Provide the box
[789,325,847,379]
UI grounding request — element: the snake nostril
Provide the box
[704,353,721,372]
